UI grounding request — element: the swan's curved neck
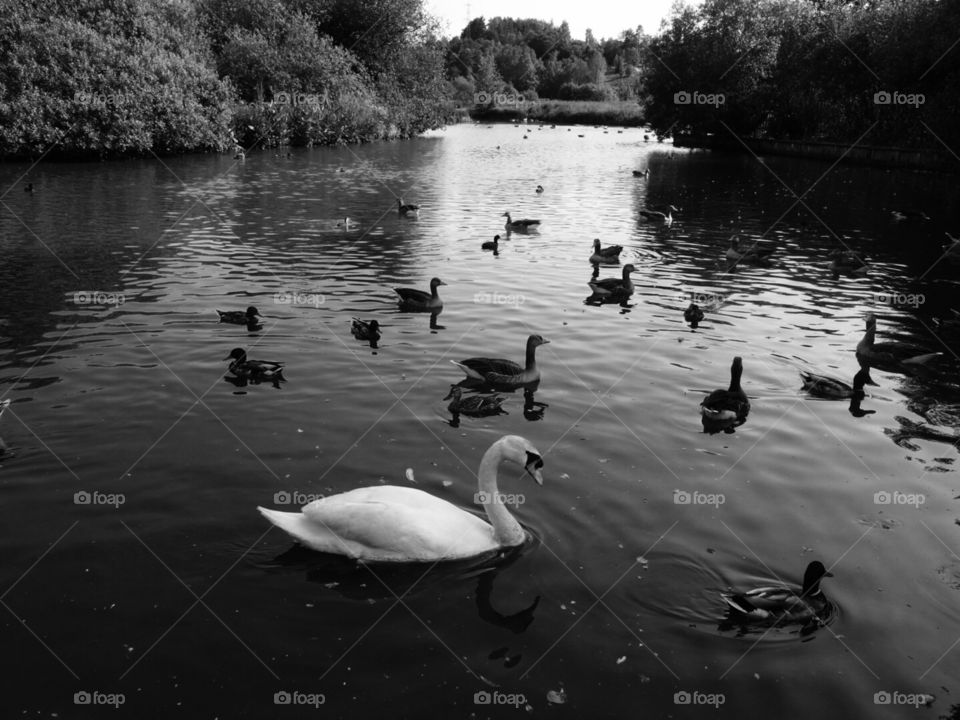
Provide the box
[478,443,524,545]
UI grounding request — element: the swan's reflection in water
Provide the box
[263,539,541,634]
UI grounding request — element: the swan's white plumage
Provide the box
[258,435,543,562]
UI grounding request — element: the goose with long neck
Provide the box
[394,277,445,310]
[856,313,939,369]
[700,356,749,421]
[257,435,544,561]
[590,238,623,264]
[452,334,548,388]
[588,264,636,297]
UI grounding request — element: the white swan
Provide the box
[257,435,544,562]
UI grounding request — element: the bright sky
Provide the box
[424,0,690,40]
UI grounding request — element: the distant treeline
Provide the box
[643,0,960,150]
[0,0,449,159]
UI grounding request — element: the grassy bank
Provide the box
[469,100,645,127]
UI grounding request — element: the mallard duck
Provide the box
[590,238,623,264]
[224,348,285,380]
[639,205,677,224]
[829,249,868,275]
[726,236,775,263]
[800,366,874,399]
[632,169,649,178]
[535,185,544,194]
[891,209,930,221]
[443,386,506,417]
[257,435,543,562]
[351,318,381,343]
[503,212,541,231]
[217,306,261,324]
[398,198,420,217]
[588,264,636,298]
[481,235,501,250]
[452,334,549,389]
[700,356,749,422]
[684,303,705,326]
[856,313,939,369]
[395,277,446,310]
[721,561,834,627]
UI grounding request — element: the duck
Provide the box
[639,205,677,224]
[829,249,868,275]
[632,169,649,178]
[726,236,775,263]
[588,264,636,298]
[336,217,357,229]
[394,277,446,311]
[502,212,541,231]
[257,435,544,562]
[443,386,506,417]
[481,235,501,251]
[890,209,930,221]
[452,334,549,389]
[351,318,381,344]
[800,366,875,399]
[217,306,261,324]
[398,198,420,217]
[224,348,285,380]
[535,185,544,194]
[700,356,750,422]
[855,313,939,370]
[684,303,705,326]
[590,238,623,264]
[721,561,834,627]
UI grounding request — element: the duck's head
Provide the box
[496,435,545,486]
[802,561,833,595]
[224,348,247,361]
[526,334,550,350]
[430,277,447,290]
[865,312,877,329]
[246,306,261,318]
[368,319,381,331]
[622,263,636,277]
[593,238,601,250]
[502,212,511,218]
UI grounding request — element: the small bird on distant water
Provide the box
[481,235,500,251]
[535,185,544,193]
[684,303,705,327]
[632,169,649,178]
[217,306,261,325]
[351,318,381,344]
[24,183,34,193]
[398,198,420,217]
[890,209,930,221]
[639,205,677,226]
[502,212,541,232]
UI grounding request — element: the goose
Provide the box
[351,318,381,343]
[398,198,420,217]
[224,348,284,380]
[257,435,544,562]
[800,367,875,399]
[684,303,705,326]
[829,249,868,275]
[588,264,636,298]
[535,185,544,194]
[395,277,445,311]
[700,356,750,422]
[639,205,677,225]
[721,561,834,627]
[632,169,649,178]
[0,398,9,454]
[217,306,261,325]
[726,236,775,263]
[891,209,930,221]
[590,238,623,264]
[503,212,541,231]
[856,313,939,369]
[443,386,506,417]
[481,235,501,251]
[452,334,549,389]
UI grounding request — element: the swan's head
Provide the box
[224,347,246,361]
[497,435,544,486]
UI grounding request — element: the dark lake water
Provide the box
[1,122,959,718]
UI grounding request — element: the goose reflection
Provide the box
[523,387,548,421]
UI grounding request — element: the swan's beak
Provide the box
[528,466,543,486]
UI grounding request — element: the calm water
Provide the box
[1,123,959,718]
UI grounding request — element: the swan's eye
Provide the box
[525,451,543,470]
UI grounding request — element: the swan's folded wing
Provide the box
[300,486,495,560]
